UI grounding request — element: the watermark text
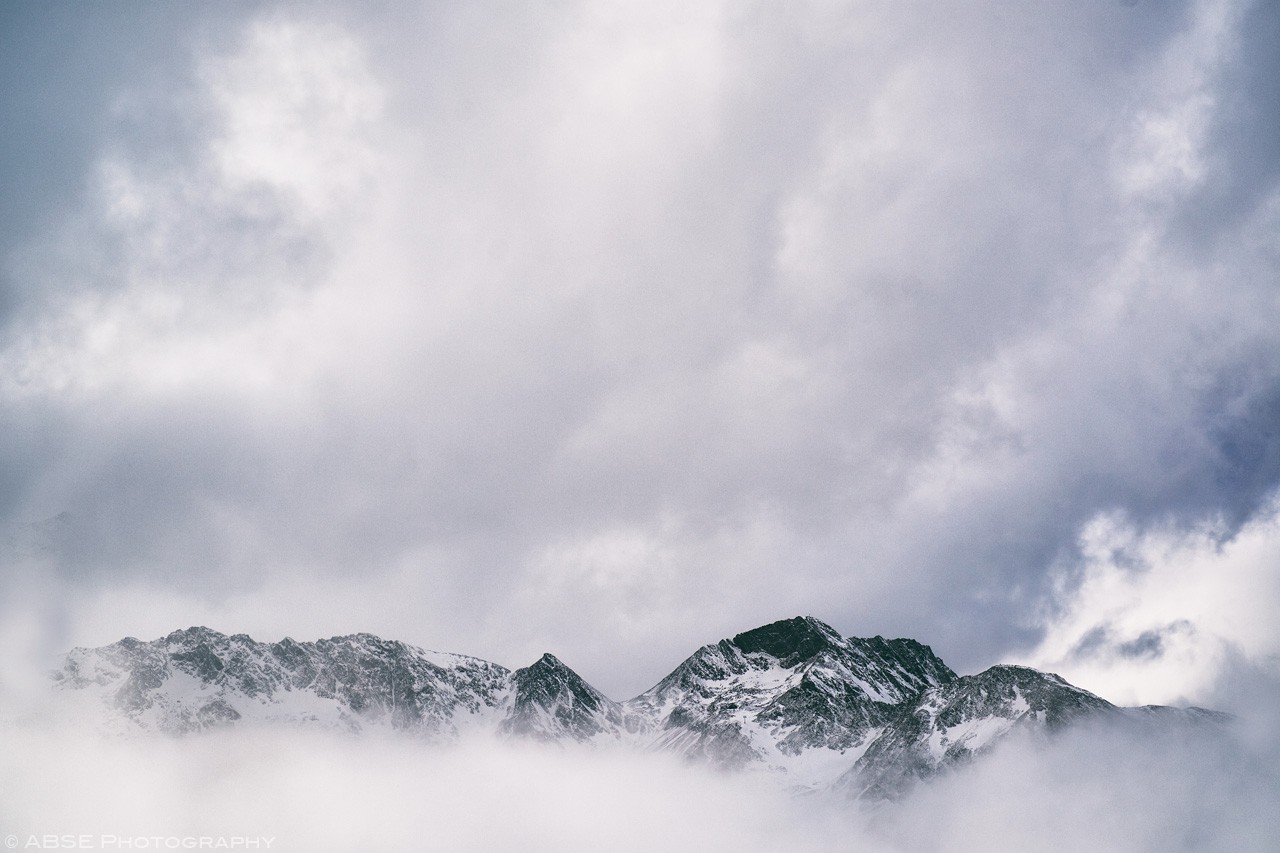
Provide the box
[5,835,276,850]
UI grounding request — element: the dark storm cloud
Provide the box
[1,0,1278,701]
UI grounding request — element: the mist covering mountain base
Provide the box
[52,615,1226,801]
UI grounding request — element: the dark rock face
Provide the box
[52,616,1226,799]
[500,653,630,741]
[852,636,958,696]
[730,616,841,666]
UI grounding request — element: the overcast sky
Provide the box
[1,0,1278,704]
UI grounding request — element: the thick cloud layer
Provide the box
[1,708,1277,852]
[1,0,1278,707]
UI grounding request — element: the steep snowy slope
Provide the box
[838,664,1117,800]
[55,627,513,736]
[625,616,955,787]
[54,627,631,741]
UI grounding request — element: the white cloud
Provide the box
[1021,500,1280,706]
[0,0,1278,704]
[0,726,872,853]
[202,18,386,219]
[0,19,387,406]
[1115,0,1241,200]
[0,709,1273,852]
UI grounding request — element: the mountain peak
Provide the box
[730,616,842,666]
[508,654,578,687]
[503,653,627,742]
[513,653,588,691]
[164,626,225,644]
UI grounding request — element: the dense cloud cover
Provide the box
[1,0,1278,716]
[1,710,1277,852]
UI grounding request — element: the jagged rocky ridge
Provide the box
[52,616,1225,799]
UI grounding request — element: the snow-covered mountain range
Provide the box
[51,616,1226,799]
